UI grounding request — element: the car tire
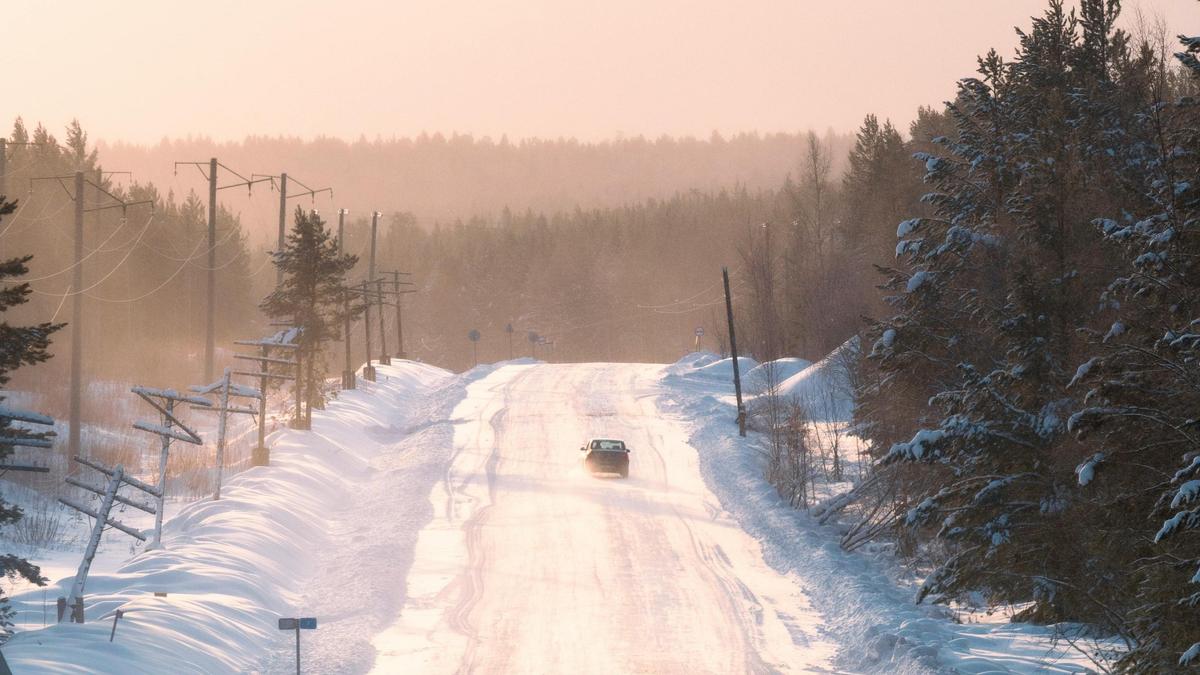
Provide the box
[619,466,629,478]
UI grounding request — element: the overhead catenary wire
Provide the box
[0,196,73,238]
[13,215,134,282]
[84,229,207,304]
[23,212,157,298]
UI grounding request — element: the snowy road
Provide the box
[375,362,835,674]
[7,358,1098,673]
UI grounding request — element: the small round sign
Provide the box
[695,327,705,337]
[468,329,481,342]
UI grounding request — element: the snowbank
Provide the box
[744,358,813,395]
[774,337,858,422]
[3,361,455,674]
[659,348,1096,674]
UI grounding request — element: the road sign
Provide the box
[695,327,705,337]
[504,323,513,333]
[279,616,318,674]
[468,329,481,342]
[278,617,317,630]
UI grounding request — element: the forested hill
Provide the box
[98,131,851,240]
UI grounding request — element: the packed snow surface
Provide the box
[9,354,1102,673]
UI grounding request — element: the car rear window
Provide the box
[591,440,625,450]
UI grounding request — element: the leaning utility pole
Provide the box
[174,159,271,381]
[31,171,152,464]
[722,266,746,436]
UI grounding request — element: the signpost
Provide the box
[694,326,705,352]
[504,323,514,360]
[278,616,317,674]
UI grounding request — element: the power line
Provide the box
[23,213,156,298]
[12,216,134,281]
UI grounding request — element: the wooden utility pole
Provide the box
[722,266,746,436]
[214,368,231,499]
[0,139,6,197]
[131,386,208,548]
[69,171,84,461]
[59,457,159,623]
[233,330,299,464]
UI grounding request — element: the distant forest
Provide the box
[1,121,867,393]
[98,131,852,243]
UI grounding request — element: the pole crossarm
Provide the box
[64,477,155,514]
[233,370,295,381]
[29,175,154,215]
[251,173,333,202]
[72,455,162,498]
[58,496,146,542]
[232,353,296,367]
[192,404,258,416]
[175,161,273,194]
[131,387,209,445]
[189,380,263,399]
[133,421,204,445]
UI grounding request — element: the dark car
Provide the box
[581,438,630,478]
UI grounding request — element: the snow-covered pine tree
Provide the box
[0,197,64,636]
[871,0,1147,623]
[1067,26,1200,671]
[261,207,358,427]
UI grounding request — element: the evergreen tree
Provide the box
[1068,27,1200,671]
[868,0,1146,624]
[261,208,357,427]
[0,197,64,634]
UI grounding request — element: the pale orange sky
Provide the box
[4,0,1196,144]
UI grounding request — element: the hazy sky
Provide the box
[4,0,1196,144]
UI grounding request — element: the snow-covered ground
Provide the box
[4,353,1104,673]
